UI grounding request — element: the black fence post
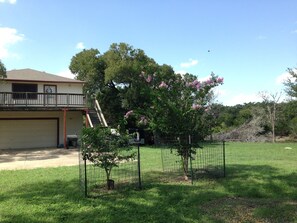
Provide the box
[84,156,88,197]
[137,143,142,189]
[189,135,194,185]
[223,141,226,177]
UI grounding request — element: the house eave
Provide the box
[3,79,85,84]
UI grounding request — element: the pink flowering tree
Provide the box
[124,69,223,180]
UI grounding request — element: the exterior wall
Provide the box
[0,81,83,94]
[56,83,83,94]
[0,110,84,147]
[0,81,10,92]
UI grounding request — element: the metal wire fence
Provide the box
[79,134,226,196]
[157,135,225,183]
[79,146,138,197]
[191,141,225,179]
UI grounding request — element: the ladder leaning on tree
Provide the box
[86,99,108,128]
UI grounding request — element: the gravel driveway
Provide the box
[0,148,79,170]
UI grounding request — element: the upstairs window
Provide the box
[12,83,38,99]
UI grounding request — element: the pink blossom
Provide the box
[192,104,202,110]
[195,82,201,90]
[146,75,152,83]
[192,80,199,85]
[124,110,134,119]
[205,78,213,85]
[216,77,224,83]
[187,80,201,89]
[139,116,148,125]
[159,81,168,89]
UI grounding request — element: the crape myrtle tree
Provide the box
[124,70,224,180]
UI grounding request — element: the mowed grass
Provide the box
[0,142,296,223]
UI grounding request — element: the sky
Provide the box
[0,0,297,106]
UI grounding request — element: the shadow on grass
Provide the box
[0,175,224,223]
[222,164,297,200]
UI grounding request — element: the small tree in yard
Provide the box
[81,127,135,190]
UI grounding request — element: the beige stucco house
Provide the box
[0,69,87,149]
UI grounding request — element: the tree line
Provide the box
[210,100,297,141]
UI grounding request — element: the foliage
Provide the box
[103,42,157,85]
[125,72,223,135]
[275,101,297,136]
[69,48,106,98]
[69,43,159,127]
[0,59,6,79]
[289,117,297,137]
[81,127,135,189]
[284,67,297,98]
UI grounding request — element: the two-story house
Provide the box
[0,69,88,150]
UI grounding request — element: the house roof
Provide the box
[6,69,84,84]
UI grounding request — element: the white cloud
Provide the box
[76,42,85,50]
[218,92,262,106]
[56,69,75,79]
[180,59,198,68]
[0,0,16,4]
[275,70,296,85]
[0,27,24,59]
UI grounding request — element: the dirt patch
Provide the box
[201,196,297,223]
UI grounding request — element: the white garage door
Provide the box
[0,119,57,149]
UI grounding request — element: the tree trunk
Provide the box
[107,179,115,190]
[105,168,114,190]
[182,150,189,181]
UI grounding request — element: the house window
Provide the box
[12,83,38,99]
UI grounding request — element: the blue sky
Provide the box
[1,0,297,105]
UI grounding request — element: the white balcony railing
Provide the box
[0,92,86,108]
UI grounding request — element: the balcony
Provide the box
[0,92,87,110]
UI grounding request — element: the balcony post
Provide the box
[3,92,6,105]
[67,94,69,107]
[63,108,68,149]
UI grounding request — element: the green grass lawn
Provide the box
[0,142,296,223]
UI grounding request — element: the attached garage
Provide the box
[0,118,59,149]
